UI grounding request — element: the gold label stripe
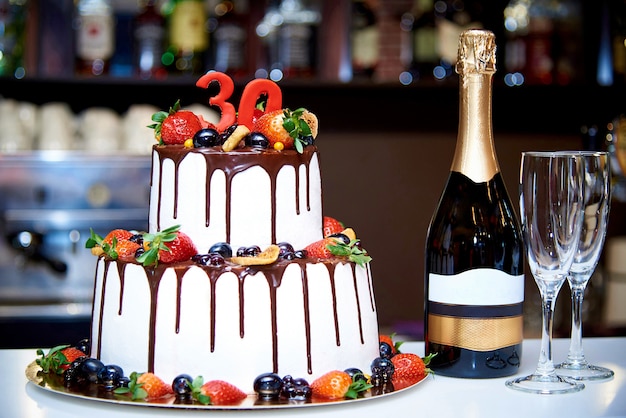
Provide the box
[428,314,523,351]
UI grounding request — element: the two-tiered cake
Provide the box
[88,73,380,393]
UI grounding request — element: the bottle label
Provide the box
[77,14,115,60]
[427,269,524,351]
[170,2,207,52]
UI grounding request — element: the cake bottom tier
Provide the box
[90,258,380,393]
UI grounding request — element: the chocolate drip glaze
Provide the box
[154,146,317,243]
[94,259,107,358]
[96,257,370,377]
[115,262,125,315]
[350,264,365,344]
[145,266,166,373]
[323,263,341,346]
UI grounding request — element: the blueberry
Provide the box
[209,253,225,266]
[253,372,282,400]
[379,341,394,359]
[193,128,221,147]
[209,242,233,258]
[245,245,261,256]
[172,374,193,397]
[294,250,307,259]
[245,132,270,149]
[80,358,105,383]
[277,242,294,256]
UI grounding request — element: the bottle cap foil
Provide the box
[456,29,496,75]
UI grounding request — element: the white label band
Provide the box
[429,269,524,305]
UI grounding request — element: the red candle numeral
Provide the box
[196,71,237,132]
[237,78,283,130]
[196,71,283,132]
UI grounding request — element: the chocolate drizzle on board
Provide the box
[152,146,317,245]
[92,257,375,377]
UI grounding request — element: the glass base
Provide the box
[555,362,615,381]
[505,373,585,394]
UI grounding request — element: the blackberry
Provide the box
[370,356,395,386]
[280,375,311,401]
[97,364,124,391]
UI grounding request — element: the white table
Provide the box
[5,338,625,418]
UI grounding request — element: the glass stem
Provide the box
[536,284,562,376]
[567,280,588,365]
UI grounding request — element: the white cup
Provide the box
[37,102,76,150]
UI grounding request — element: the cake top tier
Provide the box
[148,72,318,153]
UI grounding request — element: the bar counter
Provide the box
[4,337,624,418]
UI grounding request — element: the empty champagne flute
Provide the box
[555,151,614,381]
[506,151,585,394]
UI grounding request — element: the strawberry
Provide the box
[85,229,139,261]
[137,225,197,266]
[310,370,371,400]
[252,107,264,125]
[115,239,141,262]
[253,107,317,153]
[149,100,203,145]
[137,372,174,399]
[323,216,344,238]
[200,380,247,405]
[36,344,86,375]
[102,229,134,245]
[117,372,173,400]
[390,353,435,390]
[304,237,372,267]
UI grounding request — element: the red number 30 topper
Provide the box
[196,72,283,132]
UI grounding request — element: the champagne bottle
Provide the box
[424,29,525,378]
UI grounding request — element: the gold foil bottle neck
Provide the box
[456,29,496,75]
[450,29,499,182]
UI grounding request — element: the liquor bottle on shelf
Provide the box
[74,0,115,76]
[163,0,208,75]
[424,29,525,378]
[256,0,320,80]
[0,0,28,78]
[351,0,378,80]
[210,0,250,79]
[133,0,166,79]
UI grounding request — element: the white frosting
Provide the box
[148,148,323,252]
